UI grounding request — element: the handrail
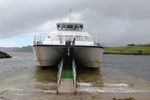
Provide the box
[91,35,103,45]
[33,33,103,45]
[57,60,63,88]
[72,59,76,88]
[33,33,48,45]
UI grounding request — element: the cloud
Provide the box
[0,41,16,47]
[0,0,150,46]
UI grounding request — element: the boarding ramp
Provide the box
[57,48,76,94]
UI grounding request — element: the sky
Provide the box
[0,0,150,47]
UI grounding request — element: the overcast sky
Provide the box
[0,0,150,47]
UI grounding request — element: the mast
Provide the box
[70,8,71,13]
[69,8,73,22]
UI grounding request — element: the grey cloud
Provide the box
[0,0,150,46]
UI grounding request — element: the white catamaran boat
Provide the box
[33,18,104,68]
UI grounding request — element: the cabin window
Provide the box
[74,24,78,30]
[84,36,92,42]
[57,24,62,30]
[67,24,73,29]
[57,24,60,28]
[75,36,83,41]
[80,25,83,29]
[62,24,65,30]
[79,25,83,31]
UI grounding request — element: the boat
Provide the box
[33,17,104,68]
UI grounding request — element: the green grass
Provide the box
[104,45,150,55]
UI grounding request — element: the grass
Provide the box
[104,45,150,55]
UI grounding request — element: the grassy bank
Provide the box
[104,44,150,55]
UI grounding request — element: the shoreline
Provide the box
[104,45,150,55]
[104,52,150,55]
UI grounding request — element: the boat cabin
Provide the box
[42,33,94,45]
[57,23,84,31]
[34,22,102,46]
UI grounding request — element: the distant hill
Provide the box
[0,46,33,52]
[0,47,19,52]
[12,45,33,52]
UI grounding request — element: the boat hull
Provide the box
[33,45,103,68]
[33,45,63,67]
[74,47,103,68]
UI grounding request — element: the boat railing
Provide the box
[91,35,103,45]
[33,33,103,45]
[72,59,76,88]
[57,60,63,88]
[33,33,48,45]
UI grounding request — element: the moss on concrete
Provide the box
[61,70,73,78]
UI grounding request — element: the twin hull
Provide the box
[33,45,103,68]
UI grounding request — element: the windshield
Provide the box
[84,36,93,42]
[75,36,83,41]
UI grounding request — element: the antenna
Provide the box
[69,8,73,22]
[70,8,71,13]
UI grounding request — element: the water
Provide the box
[0,52,35,80]
[0,52,150,99]
[102,54,150,81]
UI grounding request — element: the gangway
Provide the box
[57,48,76,94]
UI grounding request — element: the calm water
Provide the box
[102,54,150,81]
[0,52,150,98]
